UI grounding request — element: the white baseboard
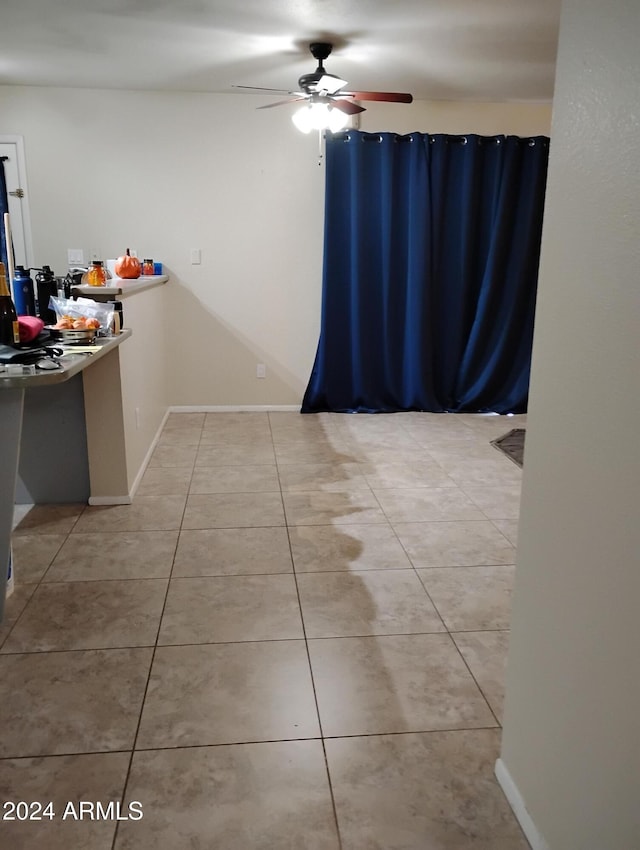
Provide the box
[88,408,170,506]
[88,494,132,506]
[127,408,170,501]
[495,758,550,850]
[168,405,301,413]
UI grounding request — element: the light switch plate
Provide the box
[190,249,201,265]
[67,248,85,265]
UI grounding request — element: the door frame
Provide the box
[0,134,34,269]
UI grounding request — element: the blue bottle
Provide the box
[12,265,36,317]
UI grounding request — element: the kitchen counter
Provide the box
[72,274,168,299]
[0,329,132,388]
[0,331,132,622]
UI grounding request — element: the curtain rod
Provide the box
[331,132,547,146]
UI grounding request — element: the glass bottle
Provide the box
[141,258,154,276]
[0,261,21,344]
[87,260,107,286]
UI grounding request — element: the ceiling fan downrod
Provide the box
[298,42,336,93]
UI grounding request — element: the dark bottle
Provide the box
[0,261,21,345]
[35,265,58,325]
[12,265,36,316]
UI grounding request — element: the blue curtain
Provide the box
[302,131,549,414]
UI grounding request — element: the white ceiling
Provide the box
[0,0,561,102]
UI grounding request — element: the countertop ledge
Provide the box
[0,329,132,388]
[72,275,169,298]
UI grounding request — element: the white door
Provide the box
[0,137,32,271]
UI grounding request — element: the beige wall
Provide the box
[498,0,640,847]
[118,284,168,492]
[0,86,550,406]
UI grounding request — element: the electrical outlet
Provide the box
[256,363,266,379]
[67,248,84,266]
[129,248,138,258]
[90,249,101,262]
[190,248,201,265]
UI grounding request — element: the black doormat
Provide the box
[491,428,526,467]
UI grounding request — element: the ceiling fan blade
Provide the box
[257,97,308,110]
[341,91,414,103]
[232,84,299,96]
[317,74,348,95]
[331,99,366,115]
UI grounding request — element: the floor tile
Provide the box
[164,412,205,429]
[45,531,178,581]
[0,583,37,649]
[437,458,522,487]
[189,465,280,494]
[402,415,477,440]
[0,648,152,757]
[115,741,340,850]
[0,411,528,850]
[452,630,510,723]
[278,462,370,492]
[12,504,84,536]
[344,439,426,460]
[427,445,505,467]
[394,520,515,567]
[156,426,203,446]
[461,484,522,519]
[204,411,270,430]
[373,488,485,523]
[198,430,275,447]
[308,634,496,737]
[182,492,285,529]
[492,518,520,547]
[9,534,67,582]
[1,580,167,652]
[196,445,276,467]
[135,467,193,496]
[147,444,197,468]
[418,566,516,631]
[136,641,320,749]
[326,729,529,850]
[283,491,387,526]
[360,460,457,489]
[353,447,440,465]
[158,575,303,644]
[297,570,445,638]
[275,443,358,466]
[172,527,292,576]
[72,496,187,533]
[0,752,130,850]
[289,524,412,572]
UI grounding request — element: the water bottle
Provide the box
[12,265,36,317]
[35,265,58,324]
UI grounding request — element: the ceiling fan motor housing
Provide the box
[298,71,342,93]
[299,42,340,93]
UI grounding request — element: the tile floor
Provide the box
[0,411,529,849]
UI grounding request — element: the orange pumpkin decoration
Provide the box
[115,248,141,279]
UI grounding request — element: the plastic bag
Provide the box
[48,296,114,333]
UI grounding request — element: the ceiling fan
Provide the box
[234,42,413,133]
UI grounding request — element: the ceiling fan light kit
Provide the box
[234,42,413,134]
[291,99,350,134]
